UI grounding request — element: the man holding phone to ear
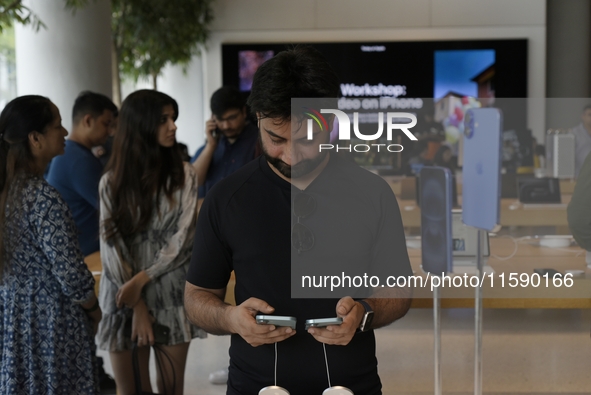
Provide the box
[191,86,259,200]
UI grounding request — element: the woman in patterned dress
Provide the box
[0,95,102,394]
[96,90,205,395]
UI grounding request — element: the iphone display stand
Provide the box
[474,228,485,395]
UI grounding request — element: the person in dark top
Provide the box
[191,86,258,198]
[46,91,117,256]
[184,46,413,395]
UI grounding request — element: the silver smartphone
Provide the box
[304,317,343,330]
[255,315,297,329]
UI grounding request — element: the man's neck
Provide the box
[268,153,331,190]
[68,129,93,149]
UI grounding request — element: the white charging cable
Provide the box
[274,342,278,386]
[323,343,331,388]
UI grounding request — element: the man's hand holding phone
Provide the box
[227,297,296,347]
[306,296,363,346]
[205,115,220,146]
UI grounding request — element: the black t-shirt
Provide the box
[187,155,412,395]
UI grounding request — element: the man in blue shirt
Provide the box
[191,86,258,199]
[47,91,117,256]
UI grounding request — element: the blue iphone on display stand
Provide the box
[461,108,503,231]
[420,166,453,275]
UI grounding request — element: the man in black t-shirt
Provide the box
[185,47,413,395]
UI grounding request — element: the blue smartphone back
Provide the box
[462,108,503,231]
[420,166,453,275]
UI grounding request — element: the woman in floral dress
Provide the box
[0,95,101,394]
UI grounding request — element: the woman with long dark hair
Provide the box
[0,95,101,394]
[96,90,204,395]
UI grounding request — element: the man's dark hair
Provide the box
[247,46,340,121]
[72,91,118,123]
[210,86,246,118]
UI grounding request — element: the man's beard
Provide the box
[262,143,328,179]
